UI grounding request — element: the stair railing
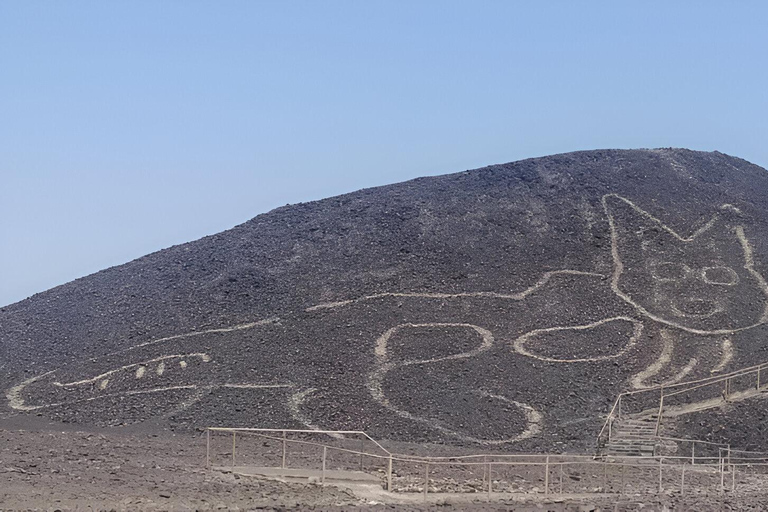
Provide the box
[597,360,768,453]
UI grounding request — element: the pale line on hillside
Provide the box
[711,339,734,374]
[603,193,739,243]
[629,331,698,389]
[659,358,698,387]
[8,381,197,411]
[287,388,344,439]
[306,270,605,311]
[6,317,283,412]
[656,386,768,420]
[367,323,541,444]
[8,378,292,412]
[6,372,54,411]
[129,318,279,351]
[700,266,740,286]
[669,302,724,319]
[736,226,768,324]
[221,383,292,390]
[160,389,206,419]
[475,390,543,440]
[52,353,211,387]
[374,322,494,362]
[603,194,768,335]
[369,364,542,444]
[512,316,643,363]
[630,330,673,390]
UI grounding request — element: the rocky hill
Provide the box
[3,148,768,452]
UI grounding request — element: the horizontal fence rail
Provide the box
[597,361,768,454]
[204,427,768,499]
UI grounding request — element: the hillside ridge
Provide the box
[3,148,768,452]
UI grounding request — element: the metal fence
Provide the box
[205,427,768,498]
[597,361,768,452]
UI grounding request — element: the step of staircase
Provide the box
[602,415,663,457]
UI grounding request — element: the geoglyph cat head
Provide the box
[603,194,768,334]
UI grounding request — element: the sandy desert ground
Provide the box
[2,415,768,511]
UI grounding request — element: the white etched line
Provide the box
[513,316,643,363]
[374,323,494,363]
[603,194,768,335]
[367,323,540,444]
[631,330,674,389]
[307,270,605,311]
[660,358,698,387]
[124,317,279,353]
[6,372,54,411]
[287,388,344,438]
[8,380,292,411]
[736,226,768,324]
[221,383,293,389]
[53,353,210,388]
[711,339,734,374]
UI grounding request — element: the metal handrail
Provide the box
[206,427,742,466]
[205,427,765,497]
[206,427,392,456]
[596,359,768,451]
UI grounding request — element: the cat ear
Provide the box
[603,194,734,246]
[603,194,677,250]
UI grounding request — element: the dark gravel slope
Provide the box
[3,148,768,452]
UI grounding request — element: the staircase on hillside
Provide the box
[603,416,659,457]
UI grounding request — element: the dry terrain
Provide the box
[2,418,768,510]
[5,149,768,509]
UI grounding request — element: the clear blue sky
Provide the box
[1,1,767,307]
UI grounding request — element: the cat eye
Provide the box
[701,266,740,286]
[649,262,691,281]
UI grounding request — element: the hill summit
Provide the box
[3,148,768,452]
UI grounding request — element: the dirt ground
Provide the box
[2,417,768,511]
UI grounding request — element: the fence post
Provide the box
[206,429,210,469]
[359,438,364,471]
[232,431,236,467]
[559,463,563,495]
[487,463,492,500]
[658,457,663,493]
[322,446,327,484]
[655,391,664,436]
[603,461,607,492]
[281,431,287,469]
[758,367,761,390]
[691,442,695,465]
[681,465,685,496]
[727,445,731,466]
[720,458,725,493]
[621,462,625,494]
[618,395,622,419]
[482,455,487,488]
[424,462,429,499]
[544,456,550,495]
[732,464,736,491]
[387,455,393,492]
